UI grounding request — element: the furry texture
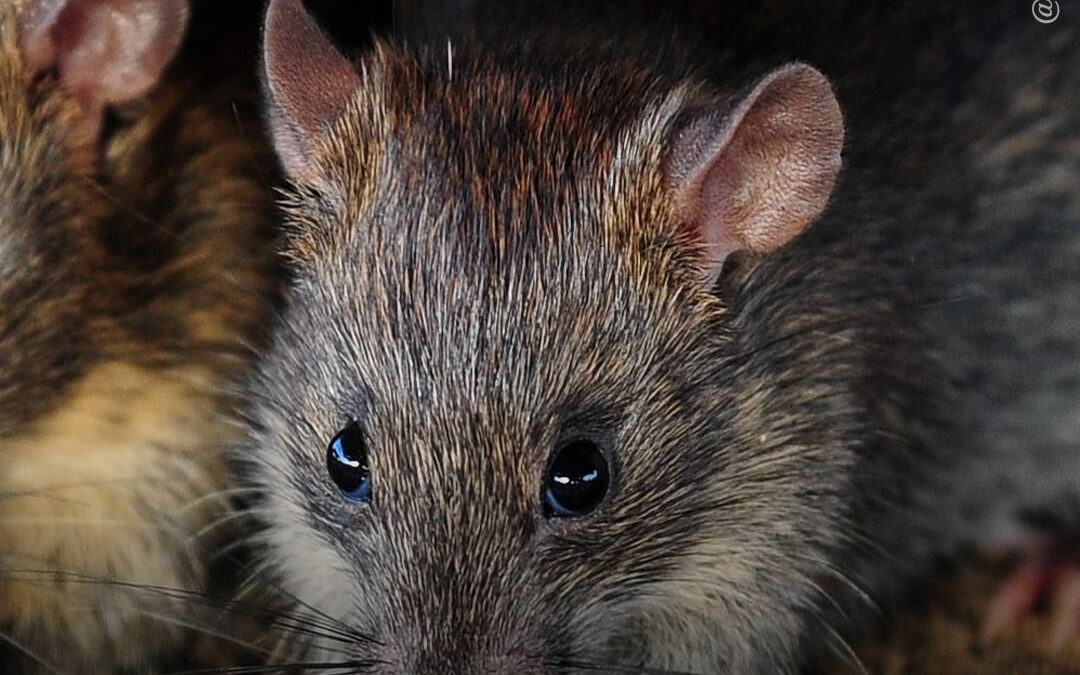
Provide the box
[243,1,1078,673]
[0,1,279,671]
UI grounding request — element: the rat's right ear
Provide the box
[665,63,845,286]
[263,0,362,185]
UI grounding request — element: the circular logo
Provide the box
[1032,0,1061,23]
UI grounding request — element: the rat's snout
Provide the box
[399,649,549,675]
[367,555,554,674]
[317,407,600,675]
[366,624,551,675]
[364,496,559,674]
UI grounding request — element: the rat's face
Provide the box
[251,188,741,673]
[249,32,851,671]
[254,1,847,668]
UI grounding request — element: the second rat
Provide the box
[0,0,279,670]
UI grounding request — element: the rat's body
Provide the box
[0,1,278,671]
[247,1,1079,672]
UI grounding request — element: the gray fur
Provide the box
[244,1,1079,672]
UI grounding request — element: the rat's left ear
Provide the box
[20,0,189,114]
[666,63,844,285]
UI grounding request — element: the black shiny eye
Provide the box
[543,439,610,518]
[326,424,372,503]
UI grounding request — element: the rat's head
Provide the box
[0,0,187,431]
[251,0,846,671]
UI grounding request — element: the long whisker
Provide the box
[191,506,266,542]
[180,486,264,513]
[168,660,380,674]
[820,618,868,675]
[81,175,163,231]
[547,660,708,675]
[229,101,278,192]
[138,608,274,659]
[0,568,370,654]
[0,629,63,675]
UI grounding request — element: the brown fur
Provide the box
[0,1,279,671]
[252,32,892,674]
[244,1,1078,673]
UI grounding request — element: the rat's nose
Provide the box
[398,648,548,675]
[371,619,551,675]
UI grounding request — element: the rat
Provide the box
[242,0,1079,672]
[0,0,279,671]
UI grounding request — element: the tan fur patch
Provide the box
[0,361,234,667]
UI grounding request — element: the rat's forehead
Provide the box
[297,46,691,290]
[283,52,703,415]
[293,236,695,444]
[333,45,674,206]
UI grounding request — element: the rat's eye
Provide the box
[326,424,372,502]
[543,439,610,517]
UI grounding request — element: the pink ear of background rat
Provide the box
[667,63,844,284]
[263,0,362,185]
[19,0,189,132]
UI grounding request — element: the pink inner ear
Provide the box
[22,0,189,112]
[20,1,63,72]
[263,0,363,184]
[695,133,755,262]
[672,63,845,284]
